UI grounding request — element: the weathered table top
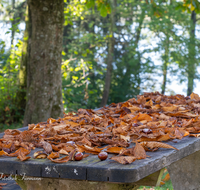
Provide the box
[0,126,200,184]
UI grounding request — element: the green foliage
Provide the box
[86,0,111,17]
[0,123,22,132]
[0,40,24,124]
[0,0,200,123]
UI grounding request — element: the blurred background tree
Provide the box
[0,0,200,128]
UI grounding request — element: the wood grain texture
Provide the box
[0,126,200,184]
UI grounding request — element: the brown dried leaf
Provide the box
[47,152,60,159]
[8,147,30,157]
[190,92,200,101]
[156,133,171,141]
[33,151,47,159]
[155,96,161,103]
[145,99,153,107]
[133,113,152,122]
[17,149,31,161]
[77,136,92,146]
[82,145,105,153]
[189,133,200,137]
[140,141,178,150]
[162,105,177,112]
[0,150,8,156]
[110,156,136,164]
[59,149,69,155]
[49,155,70,163]
[133,141,146,159]
[20,130,37,143]
[41,140,52,154]
[106,147,126,154]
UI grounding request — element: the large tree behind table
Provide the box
[23,0,64,126]
[23,0,110,126]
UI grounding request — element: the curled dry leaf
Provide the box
[139,141,178,150]
[106,147,126,154]
[8,147,30,157]
[33,151,47,159]
[47,151,60,159]
[0,150,8,156]
[59,149,69,155]
[110,156,136,164]
[49,155,70,163]
[189,133,200,137]
[15,148,31,161]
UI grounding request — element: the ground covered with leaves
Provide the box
[0,92,200,165]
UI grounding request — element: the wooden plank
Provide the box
[0,127,200,183]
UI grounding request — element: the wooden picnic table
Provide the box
[0,126,200,190]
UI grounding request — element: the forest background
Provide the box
[0,0,200,129]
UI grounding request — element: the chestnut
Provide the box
[74,152,83,161]
[98,152,108,161]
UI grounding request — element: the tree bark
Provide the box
[100,0,115,107]
[11,0,15,46]
[161,1,172,95]
[16,5,28,116]
[187,11,196,96]
[161,36,169,95]
[23,0,64,126]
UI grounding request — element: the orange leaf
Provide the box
[162,105,177,112]
[133,113,152,122]
[79,145,105,153]
[47,152,60,159]
[157,134,171,141]
[189,133,200,137]
[59,149,69,155]
[190,92,200,101]
[0,150,8,156]
[145,99,153,107]
[17,151,31,161]
[163,173,170,181]
[8,147,30,157]
[106,147,126,154]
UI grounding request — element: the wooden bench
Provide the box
[0,126,200,190]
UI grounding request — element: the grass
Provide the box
[138,169,173,190]
[138,180,173,190]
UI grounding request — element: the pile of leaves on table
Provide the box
[1,92,200,165]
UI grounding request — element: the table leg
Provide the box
[167,150,200,190]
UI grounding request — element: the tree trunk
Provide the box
[11,0,15,46]
[161,1,172,95]
[23,0,64,126]
[187,11,196,96]
[100,0,115,107]
[16,5,28,116]
[161,38,169,95]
